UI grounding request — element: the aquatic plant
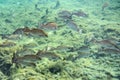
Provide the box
[0,0,119,80]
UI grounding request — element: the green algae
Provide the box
[0,0,120,80]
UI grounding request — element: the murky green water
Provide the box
[0,0,120,80]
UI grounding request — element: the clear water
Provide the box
[0,0,120,80]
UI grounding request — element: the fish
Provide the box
[94,39,120,50]
[102,48,120,54]
[13,27,48,37]
[58,10,72,20]
[16,49,36,57]
[45,8,49,15]
[65,51,91,62]
[24,28,48,37]
[36,50,61,60]
[73,52,91,61]
[109,6,120,10]
[5,19,12,23]
[72,10,88,18]
[12,27,25,34]
[0,34,21,40]
[71,46,91,61]
[46,45,73,51]
[53,0,60,9]
[35,4,41,11]
[102,2,109,11]
[39,22,58,30]
[66,20,82,33]
[41,15,46,19]
[0,40,16,47]
[22,55,41,61]
[78,46,90,52]
[90,39,120,50]
[0,34,10,39]
[23,42,38,49]
[12,53,41,67]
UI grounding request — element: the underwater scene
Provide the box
[0,0,120,80]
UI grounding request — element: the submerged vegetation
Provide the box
[0,0,120,80]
